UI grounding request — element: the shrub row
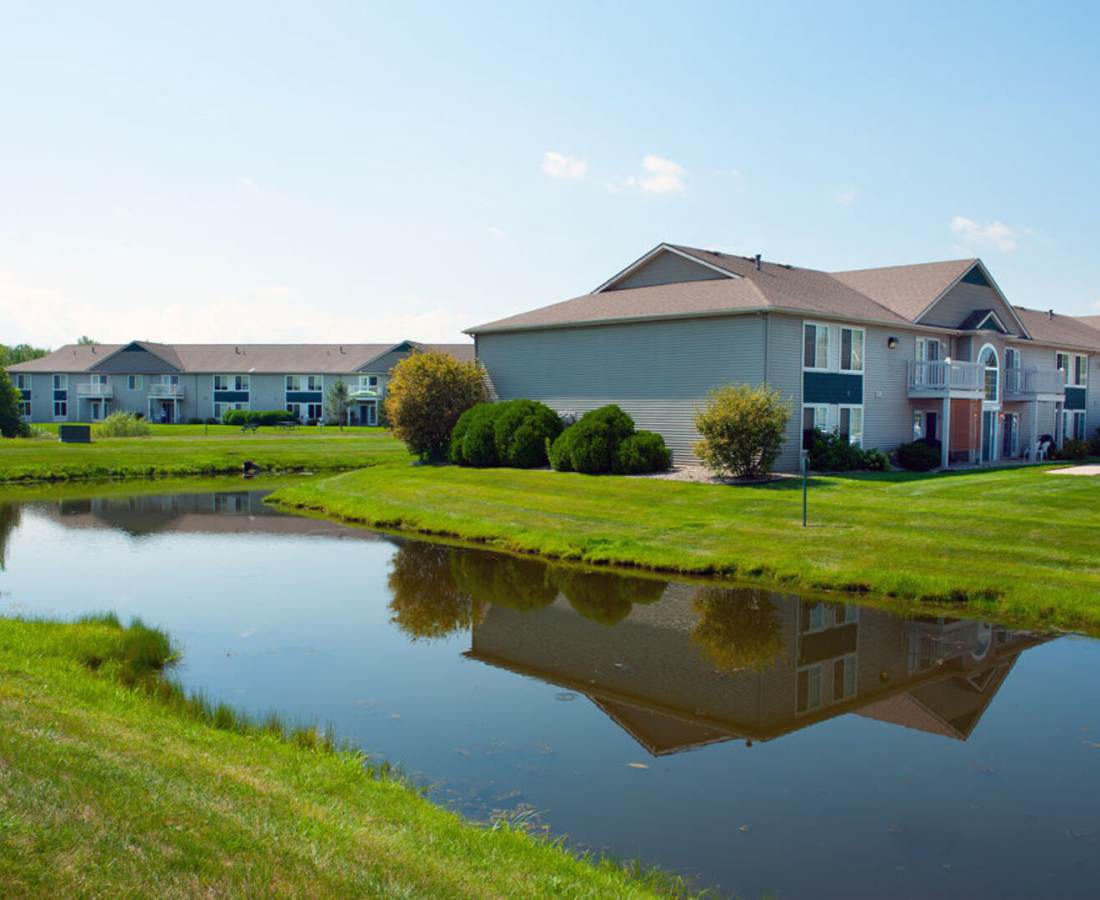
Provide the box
[807,429,888,472]
[222,409,298,427]
[549,405,670,475]
[450,399,563,468]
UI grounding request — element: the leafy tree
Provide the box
[450,551,558,612]
[0,503,20,571]
[0,369,29,438]
[384,350,488,461]
[551,569,666,625]
[327,378,349,426]
[690,588,785,672]
[693,384,790,479]
[77,335,97,345]
[0,343,49,368]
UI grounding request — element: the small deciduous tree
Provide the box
[693,384,790,479]
[690,588,784,672]
[327,378,350,426]
[0,369,29,438]
[384,350,488,460]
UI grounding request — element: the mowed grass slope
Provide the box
[0,427,410,482]
[0,617,668,898]
[269,463,1100,633]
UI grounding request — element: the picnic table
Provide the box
[274,421,300,431]
[240,422,260,433]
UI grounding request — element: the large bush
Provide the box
[550,569,667,625]
[693,384,790,479]
[95,412,151,437]
[808,429,888,472]
[1053,438,1091,461]
[450,399,563,468]
[896,438,941,471]
[493,399,563,468]
[449,403,500,467]
[385,350,488,461]
[0,369,29,438]
[614,430,671,474]
[548,405,636,474]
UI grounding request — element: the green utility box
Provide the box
[58,424,92,444]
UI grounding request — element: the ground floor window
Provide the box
[1002,412,1020,457]
[803,404,864,448]
[912,410,939,442]
[213,401,248,421]
[833,654,858,702]
[797,665,823,714]
[839,406,863,447]
[802,405,829,449]
[1064,410,1087,442]
[19,401,31,418]
[53,400,67,419]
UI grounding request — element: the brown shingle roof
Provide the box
[7,341,475,374]
[1014,308,1100,351]
[469,245,912,334]
[830,259,977,321]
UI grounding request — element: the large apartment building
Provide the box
[469,244,1100,470]
[8,339,474,425]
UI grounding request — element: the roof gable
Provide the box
[594,244,738,292]
[91,341,183,374]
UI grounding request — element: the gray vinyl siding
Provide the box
[476,314,767,463]
[921,282,1023,335]
[1091,357,1100,438]
[609,252,728,291]
[764,314,803,471]
[863,325,929,455]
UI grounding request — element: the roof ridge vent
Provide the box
[754,253,762,271]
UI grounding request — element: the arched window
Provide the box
[978,343,999,404]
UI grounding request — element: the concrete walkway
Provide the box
[1049,465,1100,476]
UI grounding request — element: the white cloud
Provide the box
[541,152,587,180]
[487,225,505,238]
[949,216,1021,253]
[236,175,260,193]
[832,187,857,206]
[625,155,687,194]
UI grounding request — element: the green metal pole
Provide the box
[801,452,808,527]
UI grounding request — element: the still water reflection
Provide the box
[1,485,1098,898]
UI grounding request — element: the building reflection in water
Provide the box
[386,541,1050,754]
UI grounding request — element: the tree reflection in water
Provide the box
[550,569,667,625]
[0,503,20,571]
[690,587,785,672]
[387,542,483,641]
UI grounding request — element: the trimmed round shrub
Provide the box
[493,399,562,468]
[449,402,500,467]
[548,405,635,474]
[694,384,790,479]
[614,430,671,474]
[896,438,941,471]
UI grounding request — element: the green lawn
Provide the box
[268,463,1100,634]
[0,616,670,898]
[0,427,411,482]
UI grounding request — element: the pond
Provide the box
[1,482,1098,897]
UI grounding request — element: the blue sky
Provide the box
[2,1,1098,346]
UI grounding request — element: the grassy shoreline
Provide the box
[267,462,1100,635]
[0,427,411,483]
[0,615,672,897]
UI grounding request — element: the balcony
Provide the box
[76,382,114,399]
[907,359,984,398]
[148,383,185,399]
[349,385,381,400]
[1004,366,1065,400]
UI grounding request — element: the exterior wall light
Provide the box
[887,337,899,349]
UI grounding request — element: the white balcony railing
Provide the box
[148,383,185,399]
[76,382,114,398]
[907,359,984,394]
[1004,366,1066,398]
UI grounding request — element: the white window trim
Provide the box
[53,399,68,420]
[802,321,832,373]
[838,404,864,447]
[915,337,944,362]
[213,374,229,392]
[978,342,1000,408]
[127,374,143,390]
[306,374,324,392]
[1056,351,1088,387]
[52,374,68,390]
[1004,347,1022,370]
[839,326,866,373]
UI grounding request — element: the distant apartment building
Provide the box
[7,340,474,424]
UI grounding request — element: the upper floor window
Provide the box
[1005,347,1021,370]
[90,373,108,386]
[1057,352,1087,386]
[978,344,999,403]
[52,374,68,390]
[840,328,864,372]
[128,375,143,390]
[803,323,829,370]
[359,375,379,390]
[214,374,229,391]
[286,375,301,392]
[307,375,323,391]
[162,374,180,386]
[915,337,942,362]
[13,374,27,390]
